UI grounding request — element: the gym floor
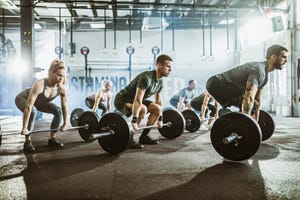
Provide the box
[0,114,299,200]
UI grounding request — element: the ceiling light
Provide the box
[218,18,235,25]
[34,23,42,29]
[0,0,17,9]
[142,17,169,30]
[90,23,105,29]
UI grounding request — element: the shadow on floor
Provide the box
[140,143,280,200]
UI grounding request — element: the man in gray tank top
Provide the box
[206,44,288,120]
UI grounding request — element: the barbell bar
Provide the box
[0,111,99,147]
[88,122,172,141]
[137,122,172,131]
[88,132,114,141]
[1,124,89,137]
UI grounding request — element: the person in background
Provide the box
[169,79,197,112]
[190,91,218,129]
[85,80,113,116]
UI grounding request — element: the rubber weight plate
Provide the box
[258,110,275,141]
[78,111,100,142]
[159,108,186,139]
[70,108,85,127]
[98,112,132,154]
[182,110,200,132]
[211,112,262,161]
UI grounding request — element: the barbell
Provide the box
[78,108,186,154]
[210,110,275,161]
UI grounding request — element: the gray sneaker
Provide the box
[128,138,144,149]
[48,138,64,148]
[23,141,36,152]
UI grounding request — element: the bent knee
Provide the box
[53,108,62,117]
[148,103,162,115]
[139,105,147,116]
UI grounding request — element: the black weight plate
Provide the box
[78,111,100,142]
[211,112,262,161]
[159,108,185,139]
[70,108,85,127]
[182,110,200,132]
[258,110,275,141]
[98,112,132,154]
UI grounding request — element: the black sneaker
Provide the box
[23,141,36,152]
[48,138,64,148]
[139,135,159,145]
[128,139,144,149]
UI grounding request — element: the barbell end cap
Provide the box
[166,122,172,127]
[88,135,96,141]
[84,124,89,129]
[223,138,230,144]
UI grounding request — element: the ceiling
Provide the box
[0,0,289,32]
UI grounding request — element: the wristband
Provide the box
[158,116,162,121]
[131,116,138,123]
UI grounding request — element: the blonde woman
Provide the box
[85,80,112,116]
[15,59,68,152]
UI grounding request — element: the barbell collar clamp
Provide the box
[137,122,172,131]
[222,133,242,144]
[88,131,114,141]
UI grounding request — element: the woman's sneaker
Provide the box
[23,141,36,152]
[139,135,159,145]
[128,138,144,149]
[48,138,64,148]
